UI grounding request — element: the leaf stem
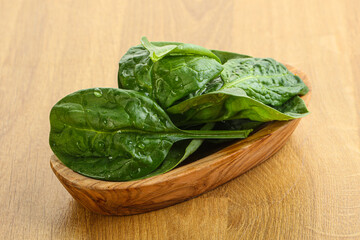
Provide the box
[179,129,252,139]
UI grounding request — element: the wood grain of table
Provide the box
[1,0,359,239]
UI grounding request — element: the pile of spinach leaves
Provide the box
[49,37,309,181]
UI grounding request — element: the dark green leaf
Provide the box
[167,58,309,126]
[117,45,153,94]
[220,58,309,106]
[168,88,309,126]
[49,88,252,181]
[118,37,224,108]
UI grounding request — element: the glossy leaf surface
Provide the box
[167,58,309,125]
[49,88,251,181]
[220,58,309,106]
[118,37,224,108]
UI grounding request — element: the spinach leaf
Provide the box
[220,58,309,106]
[168,90,309,126]
[167,58,309,126]
[117,45,153,94]
[49,88,252,181]
[118,37,224,108]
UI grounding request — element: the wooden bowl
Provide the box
[50,65,311,216]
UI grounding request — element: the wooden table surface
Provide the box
[1,0,359,239]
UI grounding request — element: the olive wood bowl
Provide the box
[50,65,311,216]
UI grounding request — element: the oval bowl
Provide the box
[50,65,311,216]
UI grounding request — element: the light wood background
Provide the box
[1,0,359,239]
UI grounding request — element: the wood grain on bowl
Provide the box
[50,65,311,216]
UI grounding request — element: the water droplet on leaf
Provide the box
[137,143,145,149]
[94,88,103,97]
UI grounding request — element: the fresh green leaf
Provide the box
[220,58,309,106]
[117,45,153,94]
[119,37,224,108]
[49,88,252,181]
[167,58,309,126]
[168,88,309,126]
